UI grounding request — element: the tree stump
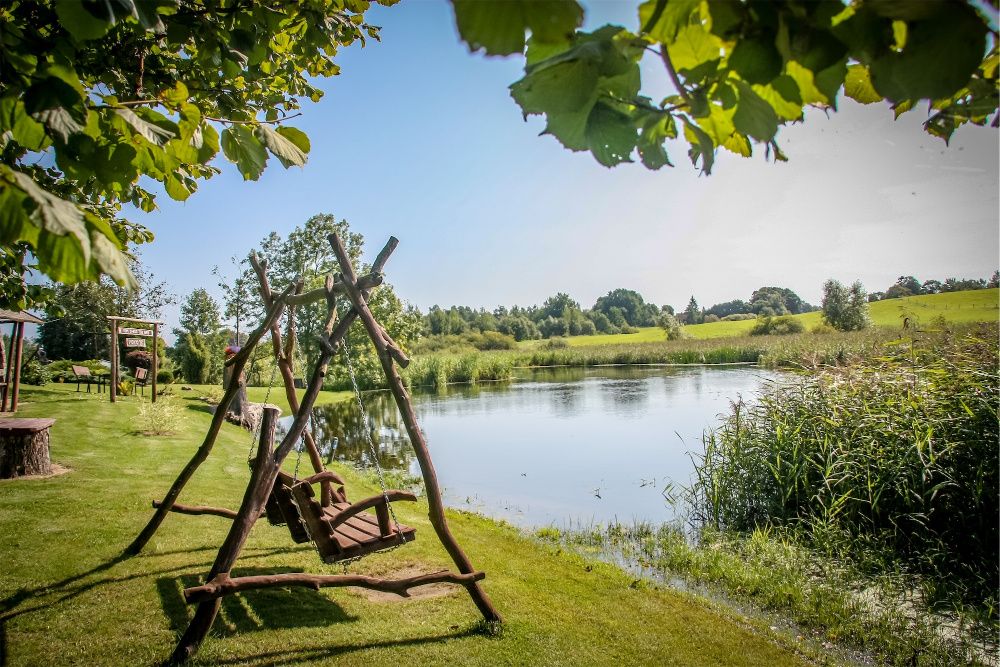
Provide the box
[0,418,54,478]
[222,365,252,429]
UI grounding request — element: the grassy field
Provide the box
[552,289,999,345]
[0,383,816,666]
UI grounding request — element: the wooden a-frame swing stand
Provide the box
[124,233,501,664]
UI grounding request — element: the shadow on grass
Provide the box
[0,545,305,667]
[157,567,356,639]
[206,621,492,667]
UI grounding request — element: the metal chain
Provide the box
[341,333,407,548]
[247,345,279,463]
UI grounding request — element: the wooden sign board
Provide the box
[120,327,154,337]
[125,338,147,348]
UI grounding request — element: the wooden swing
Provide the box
[125,233,500,665]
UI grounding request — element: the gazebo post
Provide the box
[9,322,24,412]
[1,324,11,411]
[110,319,118,403]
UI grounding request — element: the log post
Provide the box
[329,233,502,624]
[151,323,158,403]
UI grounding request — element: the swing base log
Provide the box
[151,499,264,520]
[183,569,486,604]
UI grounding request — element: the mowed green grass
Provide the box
[0,383,812,667]
[551,289,999,345]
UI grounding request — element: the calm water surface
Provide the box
[281,366,782,529]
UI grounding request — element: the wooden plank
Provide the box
[0,418,56,433]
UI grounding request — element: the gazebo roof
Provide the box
[0,309,43,325]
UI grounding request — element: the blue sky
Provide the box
[140,0,999,340]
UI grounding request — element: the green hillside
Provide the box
[559,289,999,345]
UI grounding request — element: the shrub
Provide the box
[721,313,756,321]
[750,316,805,336]
[702,314,720,323]
[124,349,152,372]
[656,312,686,340]
[810,322,837,335]
[47,359,107,382]
[132,396,184,435]
[541,337,570,349]
[156,368,174,385]
[20,360,50,385]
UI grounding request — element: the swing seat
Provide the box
[270,470,418,562]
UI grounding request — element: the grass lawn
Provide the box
[551,289,999,345]
[0,383,815,666]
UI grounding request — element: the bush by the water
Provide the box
[749,315,805,336]
[692,325,999,618]
[410,331,517,354]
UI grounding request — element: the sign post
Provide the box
[107,316,163,404]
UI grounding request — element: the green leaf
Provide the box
[275,126,311,154]
[220,126,267,180]
[844,65,881,104]
[639,0,699,43]
[732,81,778,142]
[451,0,583,56]
[868,4,987,102]
[0,98,48,151]
[24,75,87,143]
[164,172,192,201]
[114,108,175,146]
[668,24,723,75]
[695,104,736,146]
[255,124,308,168]
[753,76,803,121]
[54,0,113,41]
[585,103,635,167]
[728,35,782,85]
[682,118,714,175]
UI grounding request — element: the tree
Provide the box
[592,288,658,327]
[885,275,922,299]
[990,271,1000,289]
[171,288,225,384]
[254,213,421,389]
[749,287,806,315]
[452,1,996,172]
[705,299,750,318]
[38,255,172,360]
[682,296,702,325]
[1,1,391,306]
[822,279,869,331]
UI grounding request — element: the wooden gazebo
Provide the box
[0,309,43,413]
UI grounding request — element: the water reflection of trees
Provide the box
[277,391,415,471]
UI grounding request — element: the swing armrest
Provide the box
[323,491,417,530]
[298,471,347,487]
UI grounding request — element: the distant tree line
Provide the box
[425,288,670,342]
[867,272,999,302]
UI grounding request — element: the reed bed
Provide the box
[690,324,999,622]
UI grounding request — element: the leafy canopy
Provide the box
[0,0,392,308]
[451,0,998,173]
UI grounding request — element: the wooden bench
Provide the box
[134,367,149,396]
[0,418,55,478]
[72,365,106,393]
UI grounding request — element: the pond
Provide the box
[278,365,783,529]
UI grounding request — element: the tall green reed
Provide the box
[690,324,999,618]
